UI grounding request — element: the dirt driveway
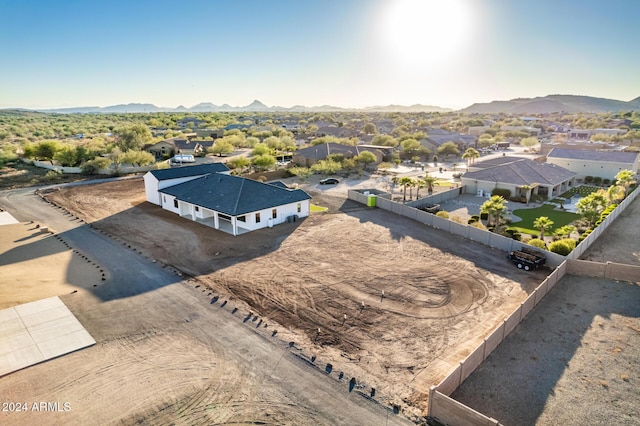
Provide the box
[43,177,546,416]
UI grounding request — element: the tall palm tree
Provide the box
[415,178,426,200]
[462,148,480,169]
[398,176,413,202]
[480,195,508,230]
[407,178,416,200]
[533,216,554,239]
[423,175,437,195]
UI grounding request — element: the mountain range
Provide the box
[31,100,451,114]
[13,94,640,114]
[461,94,640,114]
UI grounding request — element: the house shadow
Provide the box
[1,199,302,304]
[450,275,640,425]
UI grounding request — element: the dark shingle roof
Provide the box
[463,158,576,186]
[159,174,311,216]
[148,163,229,181]
[547,148,639,163]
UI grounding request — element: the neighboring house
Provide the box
[316,126,357,138]
[423,129,477,151]
[156,173,311,236]
[468,126,490,136]
[500,125,542,136]
[177,117,205,129]
[145,140,176,160]
[461,157,577,200]
[224,123,251,132]
[145,137,212,159]
[567,128,625,140]
[143,163,231,206]
[292,143,384,166]
[546,148,639,180]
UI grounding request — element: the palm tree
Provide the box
[415,178,426,200]
[398,176,413,202]
[553,225,576,239]
[462,148,480,169]
[407,178,416,200]
[423,175,437,195]
[480,195,508,230]
[533,216,554,239]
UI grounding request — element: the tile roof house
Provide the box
[461,158,577,200]
[292,143,385,166]
[143,164,310,236]
[546,148,639,180]
[423,129,477,151]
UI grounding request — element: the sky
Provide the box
[1,0,639,110]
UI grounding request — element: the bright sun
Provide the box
[378,0,473,67]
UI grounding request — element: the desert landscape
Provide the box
[38,177,546,416]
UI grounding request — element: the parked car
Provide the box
[319,178,339,185]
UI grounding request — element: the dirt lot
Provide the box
[0,222,102,309]
[43,177,547,416]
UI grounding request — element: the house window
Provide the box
[195,206,199,212]
[173,199,178,208]
[256,212,261,223]
[297,203,301,213]
[163,196,166,203]
[237,215,246,222]
[272,209,277,219]
[219,213,231,221]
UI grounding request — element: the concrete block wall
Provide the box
[429,390,500,426]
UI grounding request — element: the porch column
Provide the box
[232,217,238,236]
[214,212,219,229]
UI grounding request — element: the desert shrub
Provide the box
[584,176,594,183]
[548,238,577,255]
[436,211,449,219]
[595,219,603,226]
[44,169,62,181]
[528,238,547,249]
[504,228,522,240]
[467,218,478,224]
[602,178,611,185]
[593,176,602,185]
[469,221,486,230]
[81,157,112,175]
[491,188,511,199]
[530,194,545,203]
[471,214,480,221]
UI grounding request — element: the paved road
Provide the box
[0,186,413,425]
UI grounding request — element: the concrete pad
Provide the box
[0,211,19,225]
[0,296,95,377]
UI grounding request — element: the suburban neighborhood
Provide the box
[1,0,639,424]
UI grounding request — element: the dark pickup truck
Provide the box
[508,247,546,271]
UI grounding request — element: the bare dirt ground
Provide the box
[0,222,102,309]
[42,177,547,416]
[451,193,640,425]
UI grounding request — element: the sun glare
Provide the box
[378,0,473,67]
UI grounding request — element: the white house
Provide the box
[546,148,639,181]
[156,174,311,236]
[143,163,230,206]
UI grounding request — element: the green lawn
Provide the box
[511,203,581,235]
